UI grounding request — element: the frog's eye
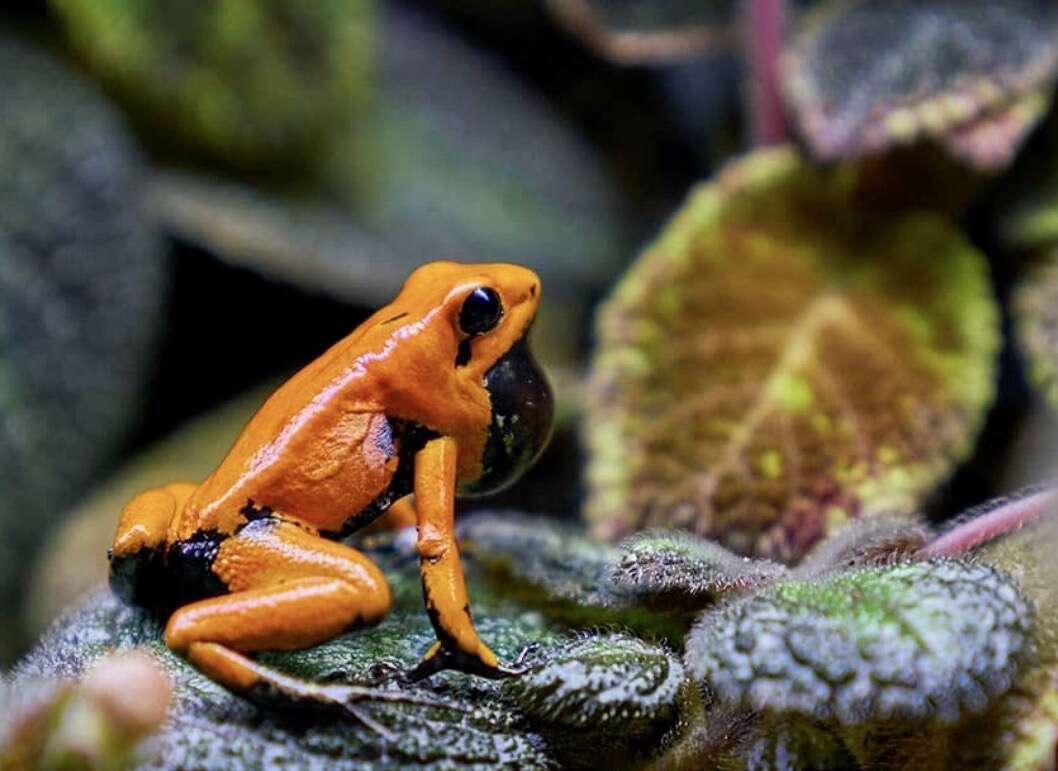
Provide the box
[458,287,503,336]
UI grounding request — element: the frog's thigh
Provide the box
[111,481,197,557]
[165,519,392,656]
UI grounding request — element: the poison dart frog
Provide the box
[108,261,554,703]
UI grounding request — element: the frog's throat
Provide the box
[463,334,554,496]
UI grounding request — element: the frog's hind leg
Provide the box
[163,518,448,733]
[109,482,197,604]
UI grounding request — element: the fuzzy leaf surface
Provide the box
[586,148,998,561]
[0,37,166,663]
[609,530,787,610]
[685,560,1032,724]
[783,0,1058,170]
[14,527,689,769]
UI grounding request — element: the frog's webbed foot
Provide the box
[406,641,541,682]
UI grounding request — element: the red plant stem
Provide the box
[744,0,789,146]
[919,486,1058,558]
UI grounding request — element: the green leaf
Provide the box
[49,0,373,171]
[460,513,685,637]
[0,36,167,663]
[1014,252,1058,409]
[685,560,1032,724]
[14,528,690,769]
[609,530,787,611]
[586,147,998,561]
[783,0,1058,170]
[503,633,686,769]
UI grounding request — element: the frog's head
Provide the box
[393,261,554,494]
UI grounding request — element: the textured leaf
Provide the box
[609,530,787,611]
[0,37,167,663]
[504,633,686,768]
[796,517,931,577]
[586,147,998,561]
[459,513,684,637]
[49,0,372,170]
[14,527,690,769]
[1015,253,1058,409]
[685,560,1032,724]
[783,0,1058,170]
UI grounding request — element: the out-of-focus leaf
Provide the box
[1,652,170,770]
[586,148,998,561]
[504,633,686,769]
[544,0,737,65]
[1015,253,1058,409]
[685,560,1032,724]
[150,7,625,367]
[49,0,372,171]
[26,387,273,638]
[783,0,1058,171]
[150,6,625,301]
[0,37,167,663]
[14,530,690,770]
[331,8,625,304]
[147,174,412,308]
[459,513,685,637]
[950,662,1058,771]
[609,530,787,611]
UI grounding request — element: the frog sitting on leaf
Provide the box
[107,262,554,731]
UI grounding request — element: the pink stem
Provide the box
[744,0,789,146]
[919,486,1058,558]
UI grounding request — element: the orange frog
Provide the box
[108,261,553,703]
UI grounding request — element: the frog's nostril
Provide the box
[529,283,538,298]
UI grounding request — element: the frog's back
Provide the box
[174,324,414,540]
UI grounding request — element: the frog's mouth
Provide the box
[464,333,554,495]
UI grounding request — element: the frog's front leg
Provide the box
[406,437,525,681]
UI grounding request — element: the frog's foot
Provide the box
[189,642,463,741]
[405,641,539,682]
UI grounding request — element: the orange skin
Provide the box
[109,262,551,698]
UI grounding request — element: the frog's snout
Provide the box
[467,333,554,495]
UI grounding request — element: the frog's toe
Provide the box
[363,658,409,686]
[406,645,535,681]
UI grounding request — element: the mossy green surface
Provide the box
[586,147,998,561]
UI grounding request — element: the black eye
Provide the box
[459,287,503,335]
